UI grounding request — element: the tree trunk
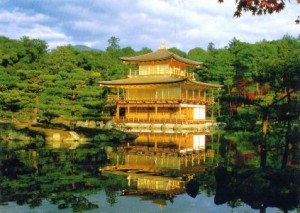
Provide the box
[282,89,292,169]
[260,108,268,169]
[259,206,266,213]
[256,82,261,95]
[32,96,39,124]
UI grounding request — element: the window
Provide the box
[156,87,180,100]
[158,64,169,75]
[139,64,170,76]
[193,106,206,120]
[193,135,205,150]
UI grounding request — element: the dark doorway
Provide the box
[119,107,126,117]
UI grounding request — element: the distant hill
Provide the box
[73,45,102,52]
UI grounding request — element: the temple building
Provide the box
[101,131,218,203]
[99,44,222,131]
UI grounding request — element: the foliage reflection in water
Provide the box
[0,130,299,212]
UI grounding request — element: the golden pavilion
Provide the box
[99,44,222,132]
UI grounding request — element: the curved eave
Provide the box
[120,49,201,67]
[99,77,223,90]
[99,77,186,87]
[121,56,201,67]
[172,55,202,67]
[185,79,223,89]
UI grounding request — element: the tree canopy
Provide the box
[0,34,299,168]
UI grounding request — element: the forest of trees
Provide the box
[0,35,299,168]
[0,34,299,212]
[0,36,148,126]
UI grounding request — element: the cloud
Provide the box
[0,9,49,23]
[0,9,72,49]
[0,0,299,52]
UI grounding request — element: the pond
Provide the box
[0,130,299,213]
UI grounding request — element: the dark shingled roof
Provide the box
[120,48,201,67]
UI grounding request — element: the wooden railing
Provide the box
[107,96,214,104]
[107,94,125,102]
[127,69,195,80]
[116,117,215,124]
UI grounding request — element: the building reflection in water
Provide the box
[102,131,217,207]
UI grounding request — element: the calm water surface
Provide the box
[0,131,298,213]
[1,193,286,213]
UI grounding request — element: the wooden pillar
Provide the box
[185,89,188,100]
[117,88,120,100]
[185,156,188,167]
[192,89,195,101]
[180,85,182,99]
[135,105,137,122]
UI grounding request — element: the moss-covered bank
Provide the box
[0,123,138,150]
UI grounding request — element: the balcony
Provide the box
[107,95,214,105]
[127,69,195,80]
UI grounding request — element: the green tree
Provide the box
[229,38,256,84]
[188,47,212,82]
[257,36,300,168]
[106,36,120,52]
[136,47,152,55]
[44,45,78,74]
[188,47,210,63]
[0,36,25,68]
[233,36,300,168]
[20,36,48,66]
[168,47,187,57]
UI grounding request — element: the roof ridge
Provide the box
[120,48,201,66]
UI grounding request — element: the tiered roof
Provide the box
[120,45,201,67]
[99,43,222,89]
[99,77,222,89]
[99,77,185,86]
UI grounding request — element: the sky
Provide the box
[0,0,299,52]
